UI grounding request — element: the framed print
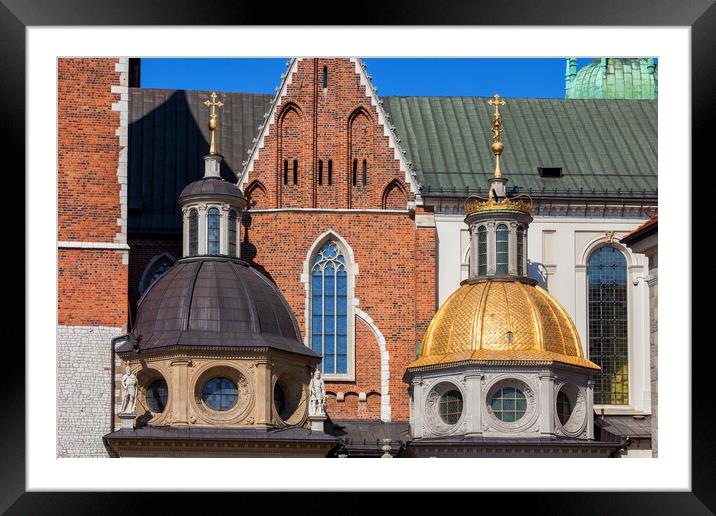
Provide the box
[5,0,710,512]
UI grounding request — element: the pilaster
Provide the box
[254,360,274,428]
[538,373,555,436]
[464,371,483,436]
[169,358,192,426]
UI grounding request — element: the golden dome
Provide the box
[409,280,600,371]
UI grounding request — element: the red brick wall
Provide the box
[248,58,413,210]
[58,58,122,242]
[242,211,431,421]
[57,58,127,327]
[58,250,127,326]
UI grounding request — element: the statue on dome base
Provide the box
[308,368,327,433]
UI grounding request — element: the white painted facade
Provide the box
[435,213,651,414]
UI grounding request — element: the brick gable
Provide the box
[244,58,416,210]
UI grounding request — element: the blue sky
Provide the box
[140,58,602,98]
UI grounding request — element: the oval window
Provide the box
[146,378,168,413]
[438,390,463,424]
[202,377,238,411]
[557,389,572,426]
[490,387,527,422]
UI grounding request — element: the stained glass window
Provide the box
[439,390,463,424]
[477,225,487,275]
[517,226,525,275]
[202,377,238,411]
[207,207,220,255]
[490,387,527,422]
[496,224,509,275]
[588,246,629,405]
[227,209,238,257]
[146,379,168,413]
[311,241,348,375]
[188,209,198,256]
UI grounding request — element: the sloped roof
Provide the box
[127,89,658,234]
[128,88,272,234]
[381,96,657,198]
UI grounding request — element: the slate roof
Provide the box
[382,96,657,198]
[178,176,245,202]
[128,88,272,234]
[118,256,317,357]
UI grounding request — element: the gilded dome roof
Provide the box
[566,58,657,100]
[409,279,599,370]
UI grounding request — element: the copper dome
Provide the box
[119,256,315,358]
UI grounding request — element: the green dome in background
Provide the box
[565,58,658,100]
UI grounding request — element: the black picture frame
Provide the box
[4,0,708,512]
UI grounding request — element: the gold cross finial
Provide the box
[488,93,506,113]
[487,94,507,178]
[203,92,224,155]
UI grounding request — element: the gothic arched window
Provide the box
[477,225,487,275]
[188,209,198,256]
[496,224,509,275]
[362,160,367,186]
[228,209,237,257]
[588,246,629,405]
[311,240,349,376]
[139,253,175,296]
[207,207,220,255]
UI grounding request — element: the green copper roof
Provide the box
[565,58,658,100]
[381,96,657,197]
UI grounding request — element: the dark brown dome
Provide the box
[119,256,315,358]
[178,177,246,205]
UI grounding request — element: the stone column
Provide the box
[197,205,208,255]
[464,371,483,436]
[182,208,189,258]
[220,204,230,255]
[487,221,496,275]
[508,222,517,275]
[169,358,192,426]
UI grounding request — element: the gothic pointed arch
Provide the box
[381,179,408,209]
[302,230,358,381]
[244,179,268,209]
[138,252,176,297]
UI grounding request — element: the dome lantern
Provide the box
[177,92,246,259]
[464,94,533,281]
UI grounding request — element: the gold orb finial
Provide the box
[487,93,506,178]
[203,92,224,156]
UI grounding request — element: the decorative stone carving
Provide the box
[309,369,327,417]
[119,366,138,414]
